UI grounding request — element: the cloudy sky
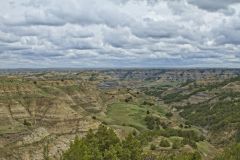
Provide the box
[1,0,240,68]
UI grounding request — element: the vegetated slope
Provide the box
[94,73,221,160]
[155,77,240,146]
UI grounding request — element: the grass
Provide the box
[98,102,167,131]
[97,89,169,131]
[109,125,137,138]
[197,141,218,159]
[104,103,147,130]
[169,136,183,142]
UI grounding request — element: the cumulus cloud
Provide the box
[0,0,240,68]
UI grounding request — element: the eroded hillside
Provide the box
[0,69,240,160]
[0,74,103,159]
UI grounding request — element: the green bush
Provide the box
[150,144,156,150]
[145,115,160,130]
[62,125,144,160]
[172,139,183,150]
[172,141,180,149]
[159,139,170,147]
[165,112,173,118]
[182,138,197,149]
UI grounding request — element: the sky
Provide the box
[0,0,240,68]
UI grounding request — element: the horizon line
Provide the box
[1,67,240,70]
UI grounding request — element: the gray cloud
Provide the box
[0,0,240,68]
[187,0,239,11]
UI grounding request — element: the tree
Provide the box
[145,116,160,130]
[62,137,100,160]
[62,125,144,160]
[122,134,143,160]
[145,116,155,130]
[94,125,120,152]
[103,145,120,160]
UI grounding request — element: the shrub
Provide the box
[172,140,182,149]
[160,122,168,129]
[132,130,137,136]
[143,101,154,106]
[125,96,132,102]
[172,142,179,149]
[182,138,197,149]
[165,112,173,118]
[150,144,156,150]
[159,139,170,147]
[23,119,31,126]
[102,121,108,125]
[145,116,156,130]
